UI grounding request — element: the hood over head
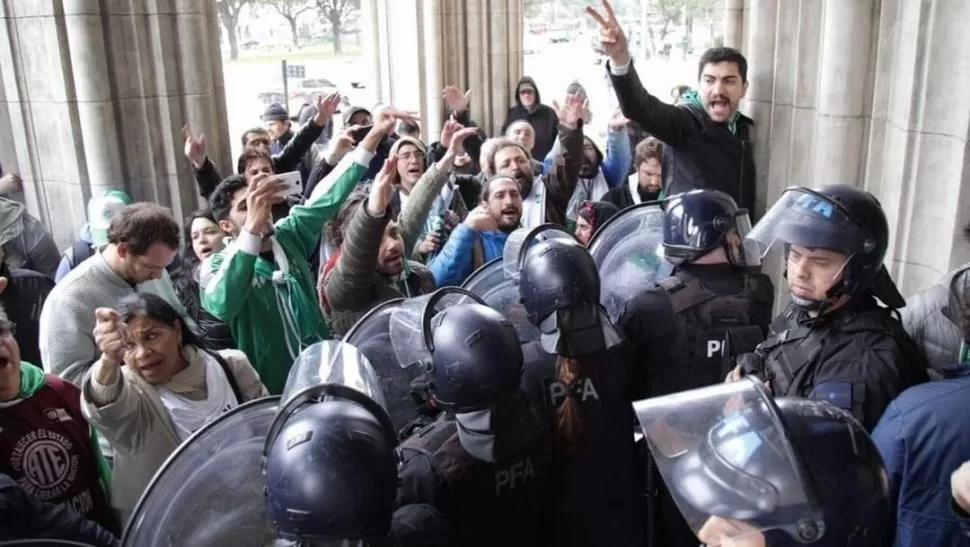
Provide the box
[388,136,428,186]
[515,76,542,108]
[342,105,372,127]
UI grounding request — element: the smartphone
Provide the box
[351,125,373,143]
[275,171,303,197]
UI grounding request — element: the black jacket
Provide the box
[501,77,561,162]
[520,344,644,547]
[609,62,756,216]
[193,117,327,200]
[0,475,119,546]
[0,265,54,367]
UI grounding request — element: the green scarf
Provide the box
[18,362,114,509]
[683,88,742,135]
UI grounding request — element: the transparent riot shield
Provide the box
[388,287,487,367]
[587,202,671,321]
[461,258,538,343]
[343,298,429,438]
[122,397,281,547]
[280,339,386,409]
[633,378,824,544]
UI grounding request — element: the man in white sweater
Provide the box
[39,202,191,386]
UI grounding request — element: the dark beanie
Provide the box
[262,103,288,122]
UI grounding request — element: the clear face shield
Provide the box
[389,287,485,369]
[746,188,869,290]
[633,379,825,546]
[501,224,578,283]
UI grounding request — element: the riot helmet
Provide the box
[663,189,761,267]
[746,185,903,310]
[634,379,889,547]
[390,287,523,413]
[512,227,618,357]
[263,342,399,543]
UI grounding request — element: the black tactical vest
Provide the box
[757,304,929,417]
[657,271,774,394]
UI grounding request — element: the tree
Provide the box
[217,0,253,60]
[316,0,359,54]
[258,0,315,47]
[652,0,684,42]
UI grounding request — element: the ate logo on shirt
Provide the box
[8,427,80,501]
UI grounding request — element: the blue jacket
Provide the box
[871,366,970,546]
[429,224,508,287]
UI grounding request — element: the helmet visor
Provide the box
[746,188,871,260]
[633,379,825,544]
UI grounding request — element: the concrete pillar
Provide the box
[0,0,230,246]
[724,0,744,49]
[739,0,970,298]
[813,0,875,186]
[364,0,524,141]
[741,0,776,216]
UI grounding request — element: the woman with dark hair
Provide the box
[171,209,234,350]
[80,293,267,524]
[515,234,643,547]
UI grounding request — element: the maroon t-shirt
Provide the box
[0,374,116,530]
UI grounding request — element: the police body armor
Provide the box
[657,270,773,394]
[752,303,929,419]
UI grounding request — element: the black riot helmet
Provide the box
[262,379,398,541]
[663,189,760,267]
[635,379,889,547]
[427,304,523,412]
[517,237,610,357]
[746,184,904,309]
[390,287,524,413]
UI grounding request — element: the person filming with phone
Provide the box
[201,105,419,395]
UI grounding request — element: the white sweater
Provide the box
[38,251,194,386]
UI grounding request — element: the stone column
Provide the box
[739,0,970,298]
[0,0,230,246]
[723,0,744,49]
[363,0,524,142]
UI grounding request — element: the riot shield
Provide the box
[633,378,823,542]
[122,397,281,547]
[587,202,671,321]
[280,339,386,410]
[461,258,538,343]
[343,299,430,438]
[389,287,487,367]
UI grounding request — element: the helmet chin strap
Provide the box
[787,271,848,315]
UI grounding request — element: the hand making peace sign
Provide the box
[586,0,630,68]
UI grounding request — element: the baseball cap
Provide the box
[88,189,133,246]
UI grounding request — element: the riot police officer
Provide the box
[392,287,552,547]
[730,184,928,430]
[619,189,775,399]
[616,189,774,547]
[513,232,644,547]
[265,354,454,546]
[635,378,890,546]
[120,340,453,547]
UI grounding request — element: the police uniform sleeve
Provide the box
[397,449,448,510]
[808,337,907,431]
[390,503,456,547]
